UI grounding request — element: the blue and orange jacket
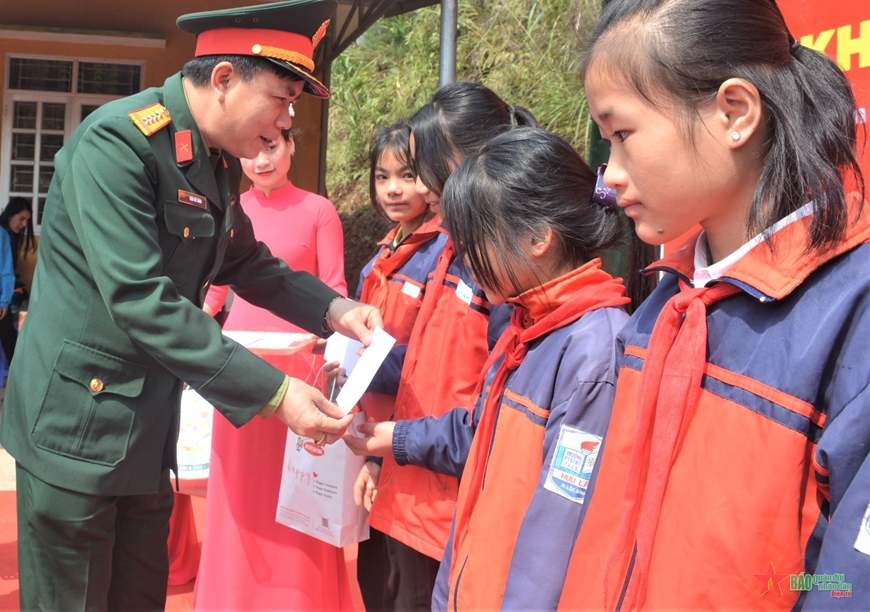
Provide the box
[398,261,630,610]
[559,198,870,611]
[367,239,511,559]
[355,216,447,423]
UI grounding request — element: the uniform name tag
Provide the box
[455,278,473,305]
[544,425,603,505]
[178,189,207,209]
[401,282,421,298]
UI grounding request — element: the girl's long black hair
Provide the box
[441,128,652,310]
[407,81,539,197]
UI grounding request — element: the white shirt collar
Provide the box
[693,201,815,288]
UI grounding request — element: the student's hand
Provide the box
[343,418,396,457]
[327,299,383,346]
[273,378,354,444]
[321,361,348,388]
[312,338,328,355]
[353,461,381,511]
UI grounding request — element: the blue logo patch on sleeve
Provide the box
[544,425,602,504]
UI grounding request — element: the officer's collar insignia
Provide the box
[129,103,171,136]
[175,130,193,163]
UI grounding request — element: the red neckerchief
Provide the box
[453,259,629,550]
[359,216,443,311]
[607,195,870,611]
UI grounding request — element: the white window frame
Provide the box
[1,52,145,231]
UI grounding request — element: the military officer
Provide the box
[0,1,378,609]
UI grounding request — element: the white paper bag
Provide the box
[171,387,214,497]
[276,412,370,547]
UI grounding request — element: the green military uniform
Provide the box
[0,3,343,607]
[1,70,339,493]
[2,1,343,605]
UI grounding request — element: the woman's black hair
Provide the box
[407,81,539,196]
[0,197,36,261]
[583,0,864,254]
[441,127,649,311]
[368,122,430,225]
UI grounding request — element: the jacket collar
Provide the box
[648,195,870,302]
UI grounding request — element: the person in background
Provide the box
[559,0,869,609]
[345,82,538,612]
[0,1,381,609]
[191,125,352,610]
[204,126,347,323]
[0,197,32,369]
[352,122,446,611]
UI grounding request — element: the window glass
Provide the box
[78,62,141,96]
[9,58,72,92]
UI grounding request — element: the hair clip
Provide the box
[592,164,618,213]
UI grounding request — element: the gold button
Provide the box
[183,227,190,238]
[90,378,104,393]
[230,229,234,238]
[252,44,262,54]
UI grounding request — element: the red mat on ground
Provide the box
[0,490,362,612]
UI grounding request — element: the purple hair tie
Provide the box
[593,164,617,212]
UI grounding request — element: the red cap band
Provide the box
[194,28,314,66]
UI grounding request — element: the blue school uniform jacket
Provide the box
[560,197,870,611]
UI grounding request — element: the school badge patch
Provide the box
[544,425,602,504]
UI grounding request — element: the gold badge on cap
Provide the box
[129,103,172,136]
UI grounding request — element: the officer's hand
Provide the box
[327,299,383,346]
[273,378,354,444]
[343,418,395,457]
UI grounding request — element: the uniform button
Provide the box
[90,378,104,393]
[183,227,190,238]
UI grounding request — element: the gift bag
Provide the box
[170,387,214,497]
[276,412,370,547]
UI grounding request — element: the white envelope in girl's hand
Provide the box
[323,328,396,415]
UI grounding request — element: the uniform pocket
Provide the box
[31,340,147,467]
[161,200,215,284]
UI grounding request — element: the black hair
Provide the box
[407,81,539,197]
[584,0,864,254]
[182,55,302,87]
[442,128,652,310]
[0,197,36,261]
[368,122,428,224]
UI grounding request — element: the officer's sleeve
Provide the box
[61,116,287,425]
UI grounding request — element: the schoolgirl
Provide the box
[353,123,447,611]
[558,0,869,609]
[430,127,635,610]
[345,82,539,610]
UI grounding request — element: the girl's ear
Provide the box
[714,78,763,149]
[527,226,555,260]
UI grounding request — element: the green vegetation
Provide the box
[327,0,599,293]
